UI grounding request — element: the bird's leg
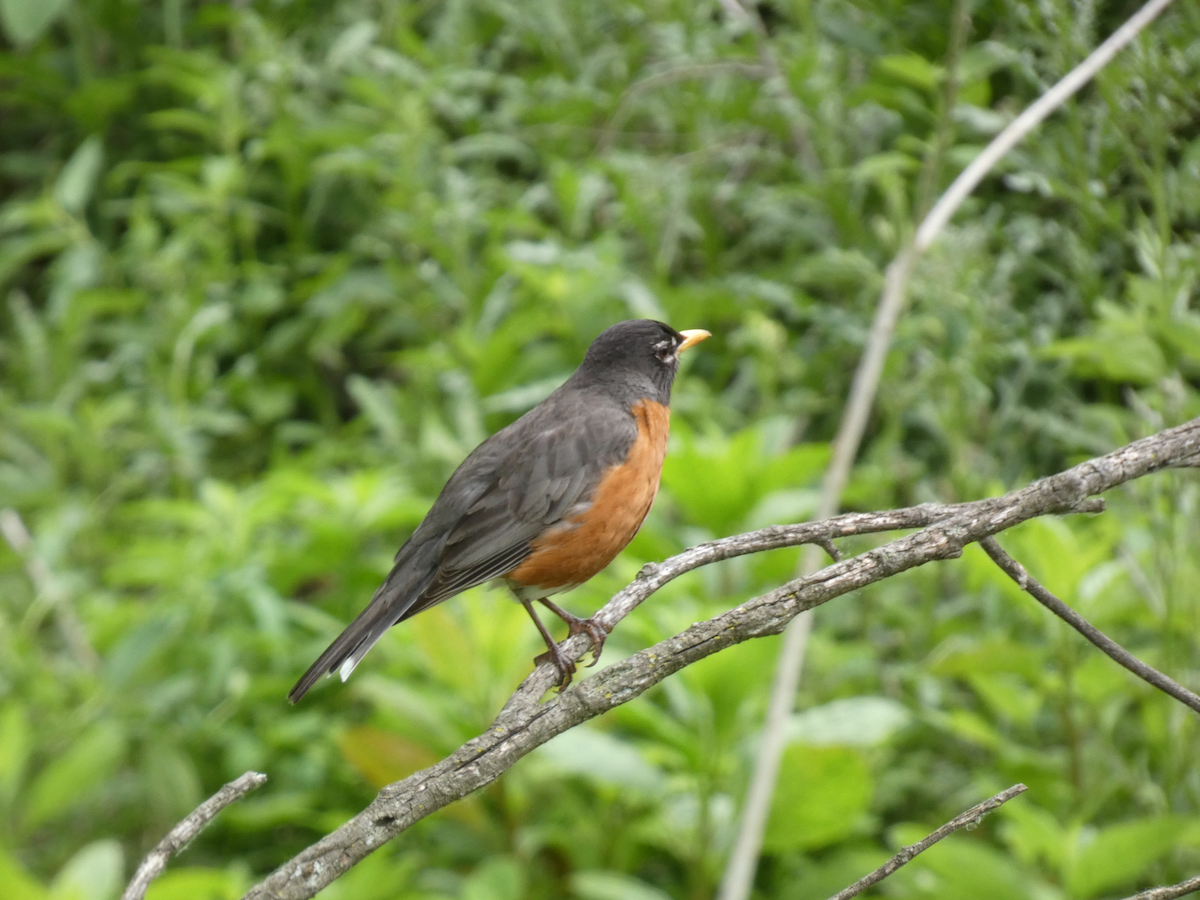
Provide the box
[521,599,576,689]
[537,598,611,667]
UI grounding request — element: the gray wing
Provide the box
[398,401,637,620]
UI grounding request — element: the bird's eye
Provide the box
[654,341,675,363]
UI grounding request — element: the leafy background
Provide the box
[2,0,1200,898]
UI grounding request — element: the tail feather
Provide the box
[288,548,438,703]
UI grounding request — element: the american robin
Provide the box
[288,319,710,702]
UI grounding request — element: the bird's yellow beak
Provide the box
[677,329,711,353]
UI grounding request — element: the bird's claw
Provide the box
[533,645,577,690]
[567,616,611,667]
[533,616,611,687]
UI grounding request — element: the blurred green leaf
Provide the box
[337,726,438,788]
[143,868,246,900]
[570,871,673,900]
[53,137,104,216]
[876,53,944,91]
[1065,816,1193,899]
[787,697,911,747]
[889,828,1043,900]
[0,704,31,812]
[24,724,127,827]
[0,846,49,900]
[0,0,70,47]
[765,744,872,852]
[462,857,523,900]
[535,726,664,795]
[48,839,123,900]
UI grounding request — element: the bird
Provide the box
[288,319,710,703]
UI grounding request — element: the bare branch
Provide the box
[122,772,267,900]
[817,535,842,562]
[1121,874,1200,900]
[825,784,1029,900]
[241,418,1200,900]
[980,536,1200,716]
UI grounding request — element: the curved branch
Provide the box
[1121,873,1200,900]
[242,417,1200,900]
[980,536,1200,716]
[122,772,267,900]
[826,784,1028,900]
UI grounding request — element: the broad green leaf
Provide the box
[0,0,70,47]
[0,704,31,812]
[48,839,123,900]
[0,846,49,900]
[570,871,673,900]
[875,53,944,90]
[337,726,438,788]
[1066,816,1190,898]
[54,137,104,215]
[24,723,127,827]
[967,672,1041,725]
[144,868,246,900]
[787,696,911,746]
[889,828,1043,900]
[535,726,664,794]
[462,857,523,900]
[764,744,872,852]
[661,426,826,532]
[1000,802,1066,871]
[929,636,1045,682]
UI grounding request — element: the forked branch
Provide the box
[236,418,1199,900]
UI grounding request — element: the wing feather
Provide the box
[411,401,637,612]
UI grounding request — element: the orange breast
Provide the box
[507,399,670,591]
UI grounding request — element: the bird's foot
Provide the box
[533,644,577,690]
[538,599,611,668]
[566,616,611,667]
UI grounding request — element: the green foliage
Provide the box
[2,0,1200,898]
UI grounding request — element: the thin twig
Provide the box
[242,419,1200,900]
[1121,874,1200,900]
[121,772,267,900]
[980,536,1200,716]
[825,784,1029,900]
